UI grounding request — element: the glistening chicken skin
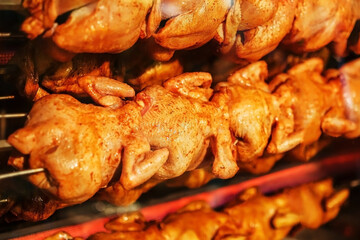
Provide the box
[7,94,169,204]
[282,0,357,56]
[136,72,237,183]
[52,0,153,53]
[46,179,348,240]
[21,0,360,62]
[267,58,358,160]
[7,72,238,203]
[14,44,184,106]
[213,61,279,163]
[6,58,360,213]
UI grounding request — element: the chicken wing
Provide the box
[21,0,97,39]
[40,53,135,108]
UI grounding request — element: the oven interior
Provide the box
[0,2,360,240]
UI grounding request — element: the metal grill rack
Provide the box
[0,1,29,150]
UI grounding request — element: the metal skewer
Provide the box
[0,168,45,180]
[0,113,27,118]
[0,96,15,100]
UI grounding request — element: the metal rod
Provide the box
[0,33,11,37]
[0,199,8,203]
[0,168,45,180]
[0,0,23,11]
[0,140,11,150]
[0,0,22,6]
[0,113,27,118]
[0,96,15,100]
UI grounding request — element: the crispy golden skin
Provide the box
[213,61,279,162]
[223,0,297,62]
[282,0,358,56]
[8,94,168,204]
[268,58,357,160]
[52,0,152,53]
[135,72,238,183]
[61,179,347,240]
[153,0,231,50]
[7,58,360,220]
[21,0,360,60]
[216,179,348,240]
[7,73,239,204]
[211,61,283,174]
[338,58,360,138]
[16,45,184,107]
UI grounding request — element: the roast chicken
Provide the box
[2,0,359,231]
[12,43,184,107]
[338,57,360,138]
[7,93,154,204]
[7,72,239,204]
[54,0,151,53]
[282,0,358,56]
[214,61,279,162]
[220,0,297,62]
[20,0,360,62]
[4,58,360,221]
[136,74,238,182]
[44,179,348,240]
[268,58,358,160]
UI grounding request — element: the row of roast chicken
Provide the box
[21,0,360,62]
[2,56,360,222]
[45,179,349,240]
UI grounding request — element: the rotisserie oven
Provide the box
[1,0,360,239]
